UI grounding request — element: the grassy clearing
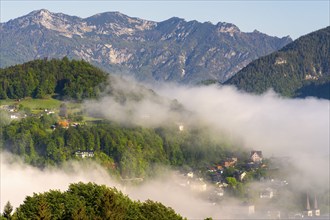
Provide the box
[0,97,62,109]
[19,97,62,110]
[0,97,84,111]
[0,97,103,122]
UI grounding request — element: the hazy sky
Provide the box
[0,0,329,39]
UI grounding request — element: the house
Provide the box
[223,157,237,168]
[207,166,217,172]
[216,165,224,171]
[75,150,95,158]
[260,187,274,199]
[58,120,69,128]
[10,114,19,119]
[238,171,247,182]
[250,150,263,163]
[186,171,194,178]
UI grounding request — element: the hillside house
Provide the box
[238,171,247,182]
[223,157,237,168]
[58,120,69,128]
[75,150,95,158]
[186,172,194,178]
[250,150,263,163]
[10,113,19,119]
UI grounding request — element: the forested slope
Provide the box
[0,57,108,100]
[226,26,330,99]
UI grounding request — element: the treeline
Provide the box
[0,57,108,100]
[226,26,330,98]
[2,182,185,220]
[1,114,235,178]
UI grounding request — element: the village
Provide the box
[0,101,327,219]
[172,150,325,219]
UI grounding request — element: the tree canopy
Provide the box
[12,182,185,220]
[0,57,108,100]
[226,26,330,99]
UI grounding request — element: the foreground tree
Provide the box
[2,201,13,219]
[12,182,185,220]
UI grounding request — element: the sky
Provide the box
[0,0,329,39]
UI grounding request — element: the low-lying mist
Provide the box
[1,78,329,218]
[154,84,329,189]
[0,152,230,219]
[85,80,329,189]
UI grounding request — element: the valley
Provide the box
[0,4,329,219]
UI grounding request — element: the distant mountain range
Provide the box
[0,9,291,84]
[226,26,330,99]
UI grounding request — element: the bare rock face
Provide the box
[0,9,292,84]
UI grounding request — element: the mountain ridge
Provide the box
[226,26,330,99]
[0,9,292,84]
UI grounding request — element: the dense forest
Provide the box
[0,113,236,178]
[1,182,185,220]
[0,57,240,177]
[226,26,330,99]
[0,58,108,100]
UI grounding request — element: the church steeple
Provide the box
[306,193,311,210]
[314,194,318,210]
[303,193,313,217]
[313,194,320,216]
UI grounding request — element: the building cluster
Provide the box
[0,104,26,120]
[302,194,320,218]
[75,150,95,158]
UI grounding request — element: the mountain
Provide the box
[0,9,292,84]
[226,26,330,99]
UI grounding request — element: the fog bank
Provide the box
[1,81,329,218]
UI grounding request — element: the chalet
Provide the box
[250,150,263,163]
[75,150,95,158]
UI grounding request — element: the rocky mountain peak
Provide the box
[216,22,240,36]
[85,11,157,35]
[1,10,293,84]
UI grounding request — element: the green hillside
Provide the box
[0,57,108,100]
[226,26,330,99]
